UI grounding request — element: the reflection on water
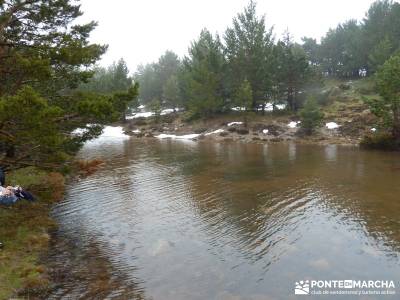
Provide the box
[49,129,400,299]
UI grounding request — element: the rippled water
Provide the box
[49,128,400,300]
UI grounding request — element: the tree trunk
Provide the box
[287,87,294,111]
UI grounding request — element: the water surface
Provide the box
[50,129,400,299]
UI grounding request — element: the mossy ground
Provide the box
[0,167,65,300]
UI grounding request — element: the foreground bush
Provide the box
[360,132,400,150]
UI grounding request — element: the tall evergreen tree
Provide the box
[162,75,181,110]
[273,32,311,111]
[79,58,132,94]
[180,29,226,118]
[320,20,364,77]
[224,0,274,111]
[234,79,253,111]
[134,50,180,106]
[366,53,400,142]
[0,0,136,169]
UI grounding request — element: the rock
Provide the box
[227,127,236,132]
[126,122,136,130]
[144,132,154,138]
[265,124,283,136]
[270,137,283,142]
[132,117,147,126]
[251,123,266,131]
[219,131,229,137]
[194,127,207,134]
[252,137,260,141]
[339,83,351,90]
[236,128,249,135]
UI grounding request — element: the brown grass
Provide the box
[75,158,105,177]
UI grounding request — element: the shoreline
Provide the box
[122,113,365,148]
[0,168,65,299]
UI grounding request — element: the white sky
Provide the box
[78,0,378,72]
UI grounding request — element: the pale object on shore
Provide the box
[326,122,340,129]
[371,128,377,132]
[227,121,243,127]
[155,133,200,140]
[205,129,224,136]
[132,129,141,134]
[288,121,300,128]
[262,129,269,134]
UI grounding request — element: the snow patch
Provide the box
[326,122,340,129]
[227,121,243,127]
[160,108,175,115]
[72,128,87,135]
[205,129,224,136]
[126,108,179,119]
[155,133,200,140]
[264,103,286,111]
[100,126,128,138]
[288,121,300,128]
[231,107,246,111]
[127,111,154,119]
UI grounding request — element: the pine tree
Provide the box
[274,32,311,111]
[0,0,136,169]
[180,29,226,118]
[162,75,180,110]
[234,79,253,111]
[299,97,324,135]
[366,53,400,141]
[224,0,274,111]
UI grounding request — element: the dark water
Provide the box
[49,128,400,300]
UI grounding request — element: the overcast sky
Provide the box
[78,0,377,72]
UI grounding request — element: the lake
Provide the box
[48,127,400,299]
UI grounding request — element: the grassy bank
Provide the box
[0,167,65,300]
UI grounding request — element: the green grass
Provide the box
[0,167,64,300]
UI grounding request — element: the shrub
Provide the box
[299,97,324,135]
[360,133,400,150]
